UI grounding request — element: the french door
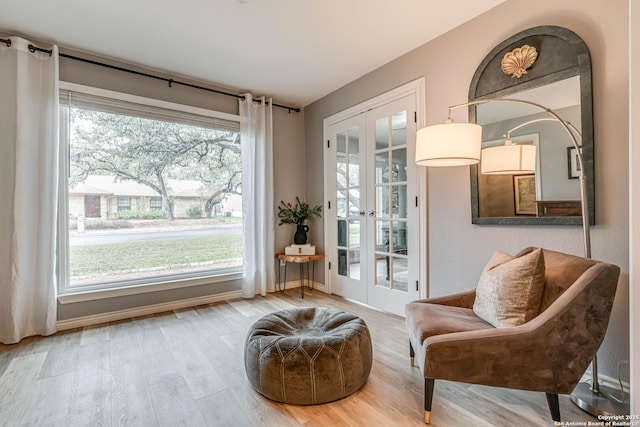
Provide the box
[325,93,420,316]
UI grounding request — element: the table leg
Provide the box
[277,259,281,292]
[283,261,288,293]
[299,262,304,298]
[308,260,315,290]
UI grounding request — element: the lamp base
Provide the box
[570,381,630,417]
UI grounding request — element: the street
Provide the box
[69,225,243,246]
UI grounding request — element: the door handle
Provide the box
[359,210,366,216]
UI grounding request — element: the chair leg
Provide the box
[410,341,415,367]
[545,393,561,422]
[424,378,435,424]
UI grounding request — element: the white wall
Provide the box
[305,0,629,380]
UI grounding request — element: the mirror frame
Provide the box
[469,26,594,225]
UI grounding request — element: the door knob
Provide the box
[368,210,375,216]
[359,210,366,216]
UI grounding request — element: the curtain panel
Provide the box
[239,94,275,297]
[0,37,59,343]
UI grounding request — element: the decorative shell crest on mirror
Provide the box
[501,45,538,78]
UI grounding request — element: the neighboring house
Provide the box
[69,175,240,219]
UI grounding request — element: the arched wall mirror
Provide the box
[469,26,594,225]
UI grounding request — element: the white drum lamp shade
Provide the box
[415,122,482,167]
[481,144,536,175]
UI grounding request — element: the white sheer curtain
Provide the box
[239,94,275,297]
[0,37,59,344]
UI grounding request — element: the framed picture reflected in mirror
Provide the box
[513,175,536,215]
[567,146,582,179]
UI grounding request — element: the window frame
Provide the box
[57,82,243,300]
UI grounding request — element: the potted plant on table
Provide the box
[277,197,322,244]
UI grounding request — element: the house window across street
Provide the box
[150,197,162,211]
[117,196,131,212]
[59,84,243,293]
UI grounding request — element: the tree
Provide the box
[184,133,242,217]
[69,108,242,220]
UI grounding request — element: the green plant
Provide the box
[141,210,165,219]
[277,197,322,225]
[84,219,133,230]
[117,209,140,220]
[187,205,203,218]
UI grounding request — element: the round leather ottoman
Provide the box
[244,307,372,405]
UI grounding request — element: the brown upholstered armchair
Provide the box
[405,248,620,424]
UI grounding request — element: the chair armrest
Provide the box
[412,289,476,309]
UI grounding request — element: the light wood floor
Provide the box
[0,289,596,426]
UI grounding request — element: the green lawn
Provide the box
[70,233,243,277]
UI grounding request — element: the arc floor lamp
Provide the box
[415,97,628,417]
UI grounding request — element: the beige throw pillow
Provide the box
[473,248,545,327]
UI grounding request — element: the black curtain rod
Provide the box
[60,51,302,113]
[5,40,301,113]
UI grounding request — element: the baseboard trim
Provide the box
[273,280,327,293]
[56,290,243,330]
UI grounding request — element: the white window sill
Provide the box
[58,271,242,304]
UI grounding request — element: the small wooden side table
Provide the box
[275,254,324,298]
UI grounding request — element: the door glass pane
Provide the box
[338,249,347,276]
[392,257,408,292]
[337,130,347,190]
[376,220,390,253]
[348,189,361,219]
[347,126,361,187]
[376,254,390,288]
[376,185,390,218]
[391,148,407,182]
[349,250,360,279]
[348,220,360,248]
[392,185,407,218]
[392,220,408,255]
[348,158,360,187]
[337,219,347,247]
[337,155,347,188]
[391,111,407,147]
[375,117,389,149]
[337,131,346,155]
[348,126,360,156]
[337,191,347,218]
[375,152,389,184]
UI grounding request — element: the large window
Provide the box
[59,84,243,293]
